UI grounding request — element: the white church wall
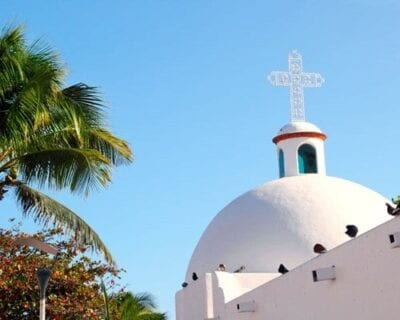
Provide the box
[214,272,279,303]
[176,273,214,320]
[176,272,278,320]
[218,216,400,320]
[177,216,400,319]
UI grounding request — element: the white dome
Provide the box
[277,121,322,135]
[186,175,390,280]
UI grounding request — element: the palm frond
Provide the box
[118,292,166,320]
[0,26,26,79]
[0,25,25,53]
[132,293,158,310]
[118,292,157,311]
[61,83,105,126]
[7,148,111,195]
[100,278,113,320]
[14,183,114,264]
[86,129,132,165]
[15,117,132,166]
[138,313,168,320]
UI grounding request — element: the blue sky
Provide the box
[2,1,400,318]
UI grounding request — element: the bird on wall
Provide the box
[313,243,327,254]
[192,272,198,281]
[233,265,246,273]
[278,264,289,274]
[386,203,400,216]
[182,282,188,288]
[345,225,358,238]
[217,264,226,271]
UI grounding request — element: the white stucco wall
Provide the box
[175,273,213,320]
[177,216,400,320]
[176,273,278,320]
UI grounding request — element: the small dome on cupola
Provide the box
[276,121,324,135]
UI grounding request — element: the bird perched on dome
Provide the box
[313,243,327,254]
[217,264,226,271]
[233,265,245,273]
[278,264,289,274]
[386,203,400,216]
[192,272,198,281]
[182,282,188,288]
[345,225,358,238]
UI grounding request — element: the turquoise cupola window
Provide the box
[278,149,285,178]
[298,144,317,174]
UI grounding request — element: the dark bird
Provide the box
[345,225,358,238]
[313,243,327,254]
[192,272,198,281]
[181,282,188,288]
[386,203,400,216]
[217,264,226,271]
[233,265,246,273]
[278,264,289,274]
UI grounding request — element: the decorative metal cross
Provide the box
[268,50,324,122]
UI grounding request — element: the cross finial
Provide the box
[268,50,324,122]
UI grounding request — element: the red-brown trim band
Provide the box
[273,131,327,144]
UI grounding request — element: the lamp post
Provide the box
[14,237,59,320]
[36,267,51,320]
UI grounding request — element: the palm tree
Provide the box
[101,280,167,320]
[117,293,167,320]
[0,26,132,263]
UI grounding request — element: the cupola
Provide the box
[273,121,327,177]
[268,50,326,178]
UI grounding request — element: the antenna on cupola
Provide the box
[268,50,324,122]
[268,51,327,178]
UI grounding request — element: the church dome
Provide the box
[186,175,390,280]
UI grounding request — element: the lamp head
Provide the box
[36,267,51,297]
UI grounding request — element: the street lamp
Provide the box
[36,267,51,320]
[15,237,59,320]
